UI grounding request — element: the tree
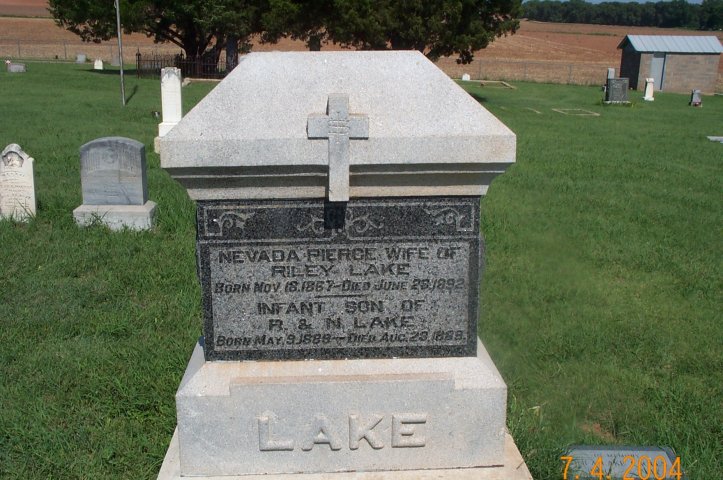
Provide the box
[261,0,335,51]
[262,0,521,64]
[48,0,266,62]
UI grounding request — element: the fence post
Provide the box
[17,40,20,57]
[478,59,483,80]
[63,41,67,60]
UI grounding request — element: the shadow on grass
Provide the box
[126,85,140,104]
[468,92,488,104]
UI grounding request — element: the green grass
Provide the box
[0,64,720,479]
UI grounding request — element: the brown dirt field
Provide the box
[1,16,720,89]
[0,0,49,17]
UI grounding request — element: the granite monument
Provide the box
[158,51,530,479]
[605,77,629,104]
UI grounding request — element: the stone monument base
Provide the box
[161,339,523,478]
[158,428,532,480]
[73,200,157,231]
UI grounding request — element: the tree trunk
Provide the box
[226,35,239,71]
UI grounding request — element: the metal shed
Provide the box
[618,35,722,94]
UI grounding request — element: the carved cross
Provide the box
[307,94,369,202]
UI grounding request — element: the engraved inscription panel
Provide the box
[198,197,481,360]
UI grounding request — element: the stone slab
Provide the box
[80,137,148,206]
[159,67,183,138]
[197,197,481,361]
[605,78,629,103]
[160,51,515,200]
[73,201,156,231]
[174,338,507,476]
[0,144,36,221]
[158,429,531,480]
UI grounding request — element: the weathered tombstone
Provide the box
[607,67,615,79]
[110,52,121,67]
[73,137,156,231]
[462,73,471,81]
[0,144,36,221]
[157,51,530,479]
[75,54,86,64]
[605,77,629,103]
[6,62,26,73]
[93,59,104,70]
[155,67,183,153]
[643,77,655,101]
[689,89,702,107]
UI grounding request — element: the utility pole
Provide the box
[114,0,126,106]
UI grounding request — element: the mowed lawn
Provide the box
[0,63,720,479]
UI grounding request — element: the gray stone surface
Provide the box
[76,53,86,64]
[307,94,369,201]
[689,89,702,106]
[605,78,629,103]
[74,137,155,230]
[158,430,532,480]
[78,137,148,206]
[173,338,507,476]
[198,197,480,361]
[73,202,157,231]
[0,144,36,221]
[160,51,515,200]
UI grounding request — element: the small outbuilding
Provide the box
[618,35,722,94]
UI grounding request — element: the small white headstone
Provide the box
[461,73,471,81]
[607,67,615,79]
[0,144,37,221]
[643,78,655,101]
[159,67,183,137]
[93,59,104,70]
[76,54,86,64]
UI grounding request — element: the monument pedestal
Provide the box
[158,430,531,479]
[158,339,530,479]
[73,200,157,231]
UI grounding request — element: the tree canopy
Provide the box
[49,0,522,65]
[522,0,723,30]
[48,0,263,61]
[262,0,522,64]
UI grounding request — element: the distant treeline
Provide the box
[522,0,722,30]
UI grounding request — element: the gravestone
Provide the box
[643,77,655,101]
[607,67,615,79]
[6,62,26,73]
[462,73,471,81]
[0,144,36,221]
[689,89,702,107]
[75,53,86,64]
[158,51,530,479]
[111,52,121,67]
[93,59,104,70]
[73,137,156,230]
[155,67,183,153]
[605,77,629,103]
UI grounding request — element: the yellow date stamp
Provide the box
[560,446,685,480]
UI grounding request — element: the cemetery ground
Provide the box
[0,63,720,479]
